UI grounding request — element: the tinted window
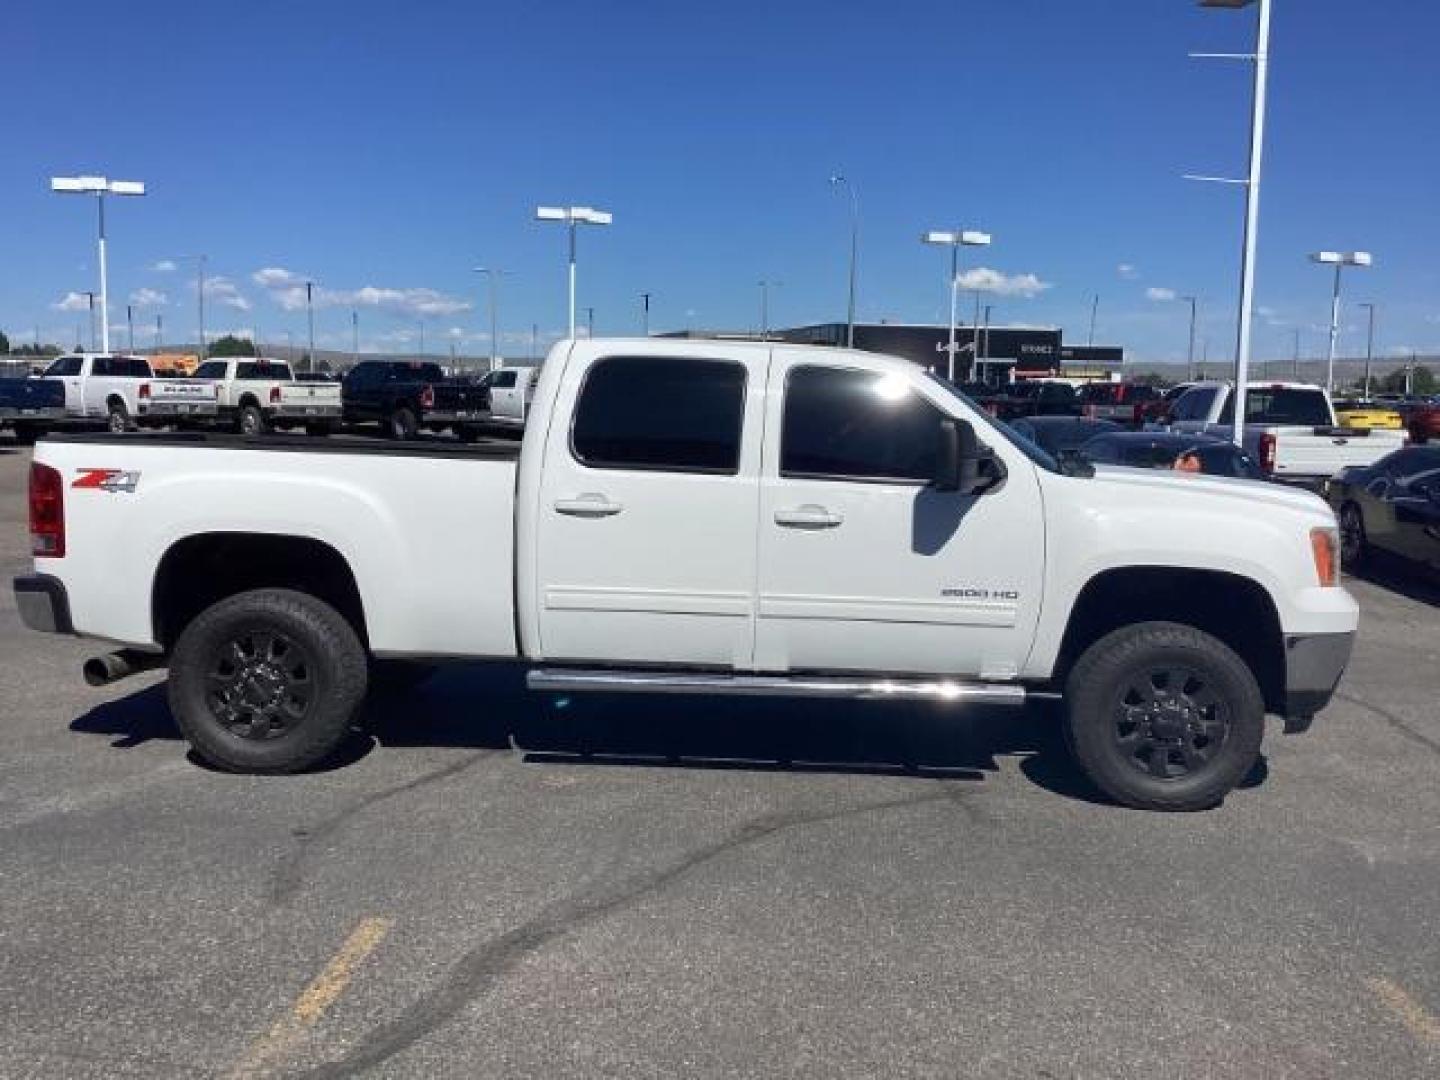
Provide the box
[782,366,943,483]
[1193,444,1264,479]
[236,362,294,381]
[572,356,745,473]
[1240,388,1332,427]
[1172,387,1218,422]
[490,370,518,389]
[393,362,445,382]
[44,357,83,377]
[193,361,228,379]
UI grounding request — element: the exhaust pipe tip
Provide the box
[83,649,163,687]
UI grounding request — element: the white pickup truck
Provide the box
[1167,381,1406,487]
[189,358,343,435]
[14,339,1358,811]
[479,365,540,428]
[39,353,220,432]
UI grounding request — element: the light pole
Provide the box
[305,281,316,373]
[172,254,208,361]
[1181,296,1199,380]
[50,175,146,354]
[351,310,359,368]
[1189,0,1272,447]
[640,292,651,336]
[535,205,612,338]
[922,228,992,382]
[531,323,538,362]
[155,313,163,352]
[84,291,97,351]
[980,304,994,381]
[126,304,134,352]
[418,321,425,357]
[1358,302,1376,399]
[829,174,859,347]
[1310,251,1372,394]
[758,280,782,340]
[1088,294,1100,346]
[473,267,511,371]
[1292,328,1301,378]
[585,306,595,338]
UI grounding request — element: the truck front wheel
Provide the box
[1063,622,1264,812]
[168,588,368,774]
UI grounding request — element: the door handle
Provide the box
[554,494,624,518]
[775,505,843,529]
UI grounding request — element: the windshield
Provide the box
[925,372,1061,474]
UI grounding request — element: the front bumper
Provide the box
[13,574,74,635]
[271,404,343,420]
[1282,631,1354,730]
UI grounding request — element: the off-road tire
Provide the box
[168,588,368,774]
[1063,621,1264,812]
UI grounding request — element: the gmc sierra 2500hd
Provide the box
[14,339,1358,811]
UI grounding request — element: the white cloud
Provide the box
[1146,287,1178,302]
[954,267,1052,299]
[129,287,167,307]
[252,266,304,288]
[252,265,473,318]
[151,259,176,273]
[51,291,93,312]
[1117,263,1139,281]
[203,277,253,312]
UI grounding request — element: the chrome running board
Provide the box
[526,668,1027,706]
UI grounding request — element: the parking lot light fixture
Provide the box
[50,175,146,355]
[922,228,992,382]
[1180,296,1199,381]
[474,268,512,371]
[1310,251,1372,394]
[1358,302,1376,400]
[535,205,613,339]
[829,175,859,348]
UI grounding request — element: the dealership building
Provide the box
[663,323,1124,383]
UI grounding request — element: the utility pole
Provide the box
[1088,294,1099,346]
[305,281,316,373]
[351,310,359,368]
[1358,302,1376,399]
[84,291,97,351]
[1182,296,1199,381]
[126,304,135,352]
[640,292,651,336]
[585,306,595,338]
[155,314,163,351]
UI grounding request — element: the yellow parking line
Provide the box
[229,916,394,1078]
[1367,976,1440,1047]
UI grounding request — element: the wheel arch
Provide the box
[1053,566,1285,715]
[152,532,368,651]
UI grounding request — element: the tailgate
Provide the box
[153,379,219,402]
[432,382,489,412]
[0,379,65,410]
[279,383,342,407]
[1273,428,1406,479]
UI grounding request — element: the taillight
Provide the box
[270,386,282,404]
[29,463,65,558]
[138,383,151,400]
[1258,432,1277,474]
[420,385,436,409]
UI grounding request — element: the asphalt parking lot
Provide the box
[1,436,1437,1079]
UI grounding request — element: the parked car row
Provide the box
[0,353,546,443]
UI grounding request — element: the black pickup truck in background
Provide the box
[341,360,491,440]
[989,380,1083,422]
[0,377,67,444]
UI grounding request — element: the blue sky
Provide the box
[5,0,1437,364]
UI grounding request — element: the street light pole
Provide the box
[1088,294,1099,346]
[351,310,359,368]
[155,313,163,352]
[640,292,651,336]
[1311,251,1372,394]
[829,174,859,348]
[126,304,134,352]
[1358,302,1376,399]
[1182,296,1199,381]
[50,176,146,355]
[922,229,991,382]
[473,268,511,371]
[305,281,316,373]
[536,205,612,339]
[585,306,595,338]
[84,291,97,351]
[758,281,782,340]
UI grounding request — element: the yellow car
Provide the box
[1333,403,1404,430]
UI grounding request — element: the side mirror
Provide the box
[935,419,982,495]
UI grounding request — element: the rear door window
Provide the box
[572,356,746,474]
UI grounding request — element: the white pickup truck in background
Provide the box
[1167,381,1407,487]
[38,353,220,432]
[15,339,1358,812]
[479,365,540,428]
[189,357,343,435]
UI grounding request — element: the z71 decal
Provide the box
[72,468,141,494]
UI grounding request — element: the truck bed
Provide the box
[32,431,522,658]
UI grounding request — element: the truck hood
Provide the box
[1085,464,1335,521]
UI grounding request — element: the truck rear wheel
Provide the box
[238,403,269,436]
[107,401,133,434]
[168,588,368,774]
[388,406,419,440]
[1063,622,1264,812]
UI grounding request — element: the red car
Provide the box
[1409,403,1440,444]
